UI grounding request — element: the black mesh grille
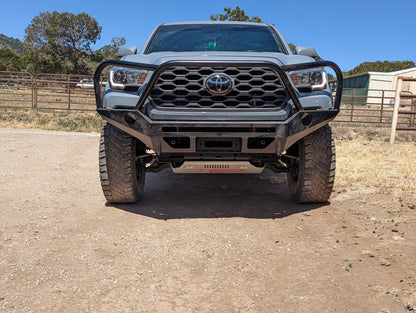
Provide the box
[149,66,288,109]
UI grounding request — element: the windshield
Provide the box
[145,24,286,54]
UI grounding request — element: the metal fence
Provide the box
[1,71,415,129]
[0,71,96,111]
[334,87,416,129]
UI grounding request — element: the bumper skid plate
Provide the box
[171,161,264,174]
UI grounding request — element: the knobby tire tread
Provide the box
[288,124,336,203]
[99,122,145,203]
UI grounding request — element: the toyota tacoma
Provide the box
[94,22,343,204]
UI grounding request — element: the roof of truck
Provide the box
[158,21,273,27]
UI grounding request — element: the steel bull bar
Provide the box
[94,59,343,154]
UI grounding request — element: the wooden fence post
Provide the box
[390,77,403,144]
[32,74,37,109]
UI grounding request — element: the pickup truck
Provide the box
[94,21,343,204]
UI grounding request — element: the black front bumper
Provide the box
[94,60,343,157]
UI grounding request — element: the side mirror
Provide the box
[295,46,318,57]
[117,46,138,57]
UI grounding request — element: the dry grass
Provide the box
[334,138,416,200]
[0,108,102,133]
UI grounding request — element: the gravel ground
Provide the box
[0,128,415,313]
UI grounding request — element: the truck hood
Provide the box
[122,52,315,67]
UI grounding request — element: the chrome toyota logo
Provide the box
[205,74,233,95]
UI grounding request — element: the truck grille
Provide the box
[149,66,288,109]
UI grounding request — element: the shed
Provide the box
[342,67,416,105]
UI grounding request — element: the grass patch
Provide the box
[334,139,416,199]
[331,125,416,200]
[0,108,102,133]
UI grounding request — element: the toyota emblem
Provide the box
[205,74,233,95]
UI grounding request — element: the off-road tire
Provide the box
[99,122,146,203]
[287,124,335,203]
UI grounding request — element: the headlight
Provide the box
[289,69,328,92]
[109,67,148,90]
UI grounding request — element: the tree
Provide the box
[0,48,30,71]
[210,6,263,23]
[346,60,415,76]
[0,34,24,54]
[95,37,126,61]
[24,11,102,74]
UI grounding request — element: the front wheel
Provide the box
[286,124,336,204]
[99,122,146,203]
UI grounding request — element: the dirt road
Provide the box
[1,128,415,312]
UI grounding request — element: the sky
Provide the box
[1,0,415,72]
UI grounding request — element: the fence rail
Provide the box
[0,71,97,111]
[334,87,416,129]
[1,71,415,130]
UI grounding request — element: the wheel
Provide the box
[99,122,146,203]
[286,124,336,203]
